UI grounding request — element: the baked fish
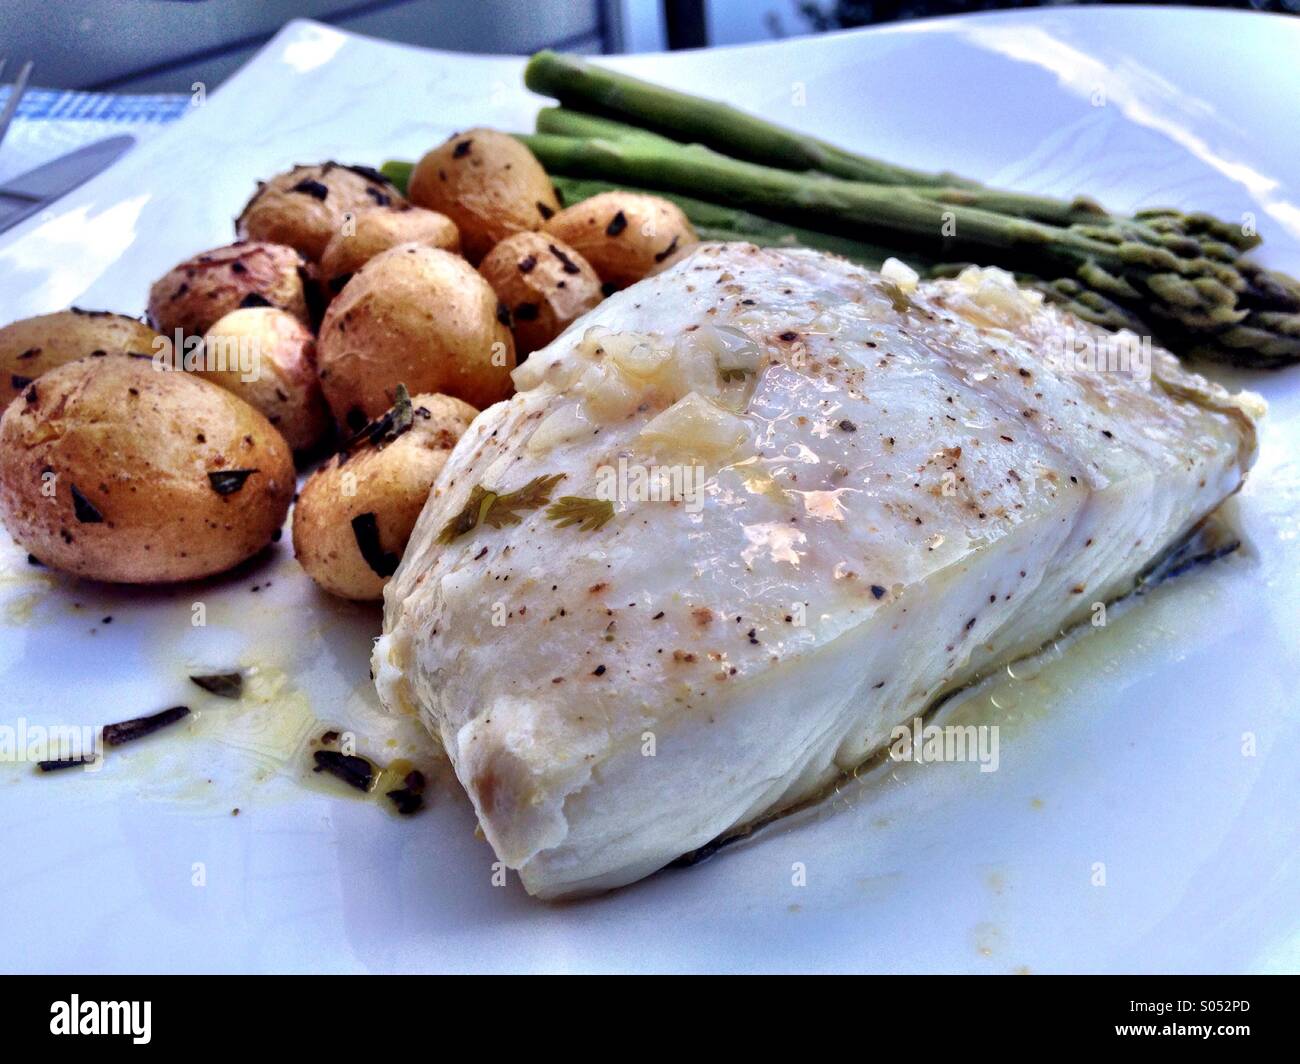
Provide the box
[373,243,1263,899]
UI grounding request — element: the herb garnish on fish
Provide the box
[545,496,615,532]
[437,474,565,543]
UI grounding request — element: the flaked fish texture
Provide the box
[374,243,1264,899]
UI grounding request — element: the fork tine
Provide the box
[0,59,34,152]
[0,59,7,83]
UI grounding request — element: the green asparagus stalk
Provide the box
[522,132,1107,250]
[380,159,413,194]
[526,60,1263,256]
[525,50,977,188]
[537,106,675,146]
[518,133,1300,367]
[536,106,1108,227]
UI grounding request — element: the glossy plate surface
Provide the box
[1,10,1297,973]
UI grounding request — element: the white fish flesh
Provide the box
[373,244,1263,899]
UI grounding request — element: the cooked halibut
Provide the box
[373,244,1263,899]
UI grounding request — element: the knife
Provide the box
[0,134,136,234]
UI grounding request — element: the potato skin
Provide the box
[236,162,405,262]
[199,308,331,453]
[0,355,294,584]
[408,129,559,263]
[543,191,698,289]
[317,243,514,425]
[0,310,162,408]
[293,392,476,600]
[147,242,311,340]
[479,232,603,355]
[319,205,460,294]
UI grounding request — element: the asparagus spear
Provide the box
[525,50,977,188]
[522,132,1114,249]
[380,159,412,194]
[536,106,1108,227]
[519,133,1299,367]
[537,106,674,146]
[526,55,1287,340]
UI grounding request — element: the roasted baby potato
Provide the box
[147,242,312,340]
[317,243,514,425]
[319,204,460,294]
[236,162,405,261]
[543,191,698,289]
[0,309,162,408]
[407,128,559,263]
[293,390,477,600]
[0,354,294,584]
[479,232,602,355]
[199,307,331,454]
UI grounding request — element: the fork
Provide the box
[0,58,35,153]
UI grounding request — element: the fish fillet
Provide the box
[373,244,1263,899]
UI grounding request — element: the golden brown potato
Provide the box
[0,309,162,408]
[408,129,559,263]
[317,243,514,426]
[543,191,698,289]
[293,391,477,600]
[236,162,405,261]
[479,232,602,355]
[319,204,460,294]
[147,242,311,341]
[0,355,294,584]
[199,308,331,453]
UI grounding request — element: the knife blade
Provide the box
[0,134,136,234]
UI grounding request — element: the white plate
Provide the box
[1,10,1298,974]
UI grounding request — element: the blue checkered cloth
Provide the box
[4,87,191,124]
